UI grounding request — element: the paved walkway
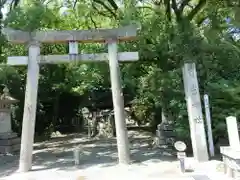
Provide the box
[0,160,231,180]
[0,133,232,180]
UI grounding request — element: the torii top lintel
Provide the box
[2,25,138,44]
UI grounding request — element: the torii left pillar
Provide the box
[19,41,40,172]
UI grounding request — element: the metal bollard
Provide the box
[178,152,186,173]
[174,141,187,173]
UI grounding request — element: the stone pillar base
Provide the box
[0,132,20,154]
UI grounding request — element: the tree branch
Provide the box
[138,6,155,11]
[196,15,208,26]
[93,0,117,18]
[187,0,206,21]
[1,0,8,6]
[9,0,19,10]
[92,3,115,18]
[187,4,194,9]
[73,0,78,9]
[171,0,181,22]
[225,0,238,7]
[179,0,191,12]
[163,0,172,21]
[90,13,98,28]
[106,0,118,10]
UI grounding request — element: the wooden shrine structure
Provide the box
[2,25,139,172]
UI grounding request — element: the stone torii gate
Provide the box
[3,25,139,172]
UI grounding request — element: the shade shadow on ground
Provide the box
[0,131,177,177]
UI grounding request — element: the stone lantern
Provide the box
[155,109,175,154]
[0,87,20,153]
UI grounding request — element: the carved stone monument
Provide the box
[0,87,20,153]
[182,63,209,162]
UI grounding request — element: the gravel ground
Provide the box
[0,131,231,180]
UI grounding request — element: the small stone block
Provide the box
[221,146,240,160]
[221,146,240,179]
[234,170,240,180]
[0,143,20,153]
[0,132,18,139]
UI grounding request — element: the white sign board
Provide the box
[182,63,209,162]
[69,41,78,55]
[174,141,187,152]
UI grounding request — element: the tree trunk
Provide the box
[161,108,168,123]
[52,95,59,131]
[108,112,116,137]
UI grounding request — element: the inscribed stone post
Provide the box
[203,94,215,157]
[182,63,209,162]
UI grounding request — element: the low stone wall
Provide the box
[221,146,240,179]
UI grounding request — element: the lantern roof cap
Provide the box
[0,87,18,103]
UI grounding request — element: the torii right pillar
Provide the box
[107,38,130,164]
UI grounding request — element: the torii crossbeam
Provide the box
[3,25,139,172]
[7,52,138,65]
